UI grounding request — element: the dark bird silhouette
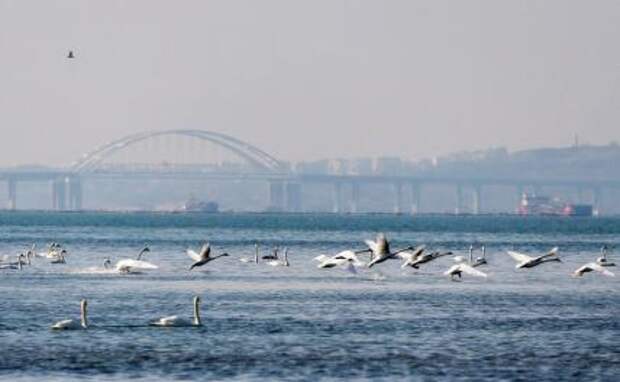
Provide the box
[67,50,75,59]
[187,243,229,270]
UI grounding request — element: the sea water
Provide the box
[0,212,618,381]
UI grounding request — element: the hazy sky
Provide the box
[0,0,618,167]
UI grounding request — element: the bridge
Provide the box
[1,130,619,213]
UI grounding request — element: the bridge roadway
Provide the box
[1,168,618,213]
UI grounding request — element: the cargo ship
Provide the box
[182,196,219,213]
[517,193,592,216]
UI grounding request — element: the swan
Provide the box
[596,246,615,267]
[315,250,366,268]
[51,299,88,330]
[114,259,158,273]
[41,243,63,259]
[240,244,260,264]
[573,262,615,277]
[50,249,67,264]
[261,247,279,260]
[403,250,453,269]
[186,242,229,270]
[268,248,289,267]
[397,246,427,268]
[151,296,202,327]
[0,254,26,270]
[507,247,561,269]
[365,233,415,268]
[466,245,487,267]
[444,263,488,281]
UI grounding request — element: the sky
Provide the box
[0,0,618,167]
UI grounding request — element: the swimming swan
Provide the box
[268,248,289,267]
[51,299,88,330]
[151,296,202,327]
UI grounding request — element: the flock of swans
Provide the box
[1,234,615,331]
[0,235,616,280]
[50,296,202,330]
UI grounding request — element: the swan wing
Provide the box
[51,319,74,329]
[584,262,615,276]
[199,243,211,259]
[507,251,533,263]
[115,259,158,271]
[186,249,202,262]
[443,264,461,276]
[364,240,378,254]
[334,250,357,259]
[314,254,330,263]
[546,247,559,256]
[458,263,488,278]
[153,315,178,326]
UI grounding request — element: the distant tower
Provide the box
[574,133,579,148]
[67,50,75,59]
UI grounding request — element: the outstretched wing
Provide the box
[364,240,378,254]
[507,251,533,263]
[313,254,330,263]
[186,249,202,262]
[153,315,178,326]
[199,243,211,260]
[443,264,461,276]
[458,263,488,278]
[586,262,615,277]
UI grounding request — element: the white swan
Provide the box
[573,262,615,277]
[444,263,488,281]
[50,249,67,264]
[268,248,289,267]
[151,296,202,327]
[507,247,561,269]
[0,254,26,270]
[365,233,415,268]
[315,250,366,268]
[261,247,279,260]
[115,259,158,273]
[51,299,88,330]
[186,242,229,270]
[402,249,453,269]
[41,243,63,259]
[469,245,488,267]
[240,244,260,264]
[596,246,615,267]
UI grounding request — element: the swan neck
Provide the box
[193,298,201,326]
[80,301,88,328]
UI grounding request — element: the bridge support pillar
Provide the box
[285,182,302,212]
[7,179,16,210]
[332,182,343,213]
[269,181,285,212]
[455,184,464,215]
[68,177,83,211]
[472,185,481,215]
[410,183,421,214]
[393,182,403,214]
[350,182,360,213]
[52,178,67,211]
[593,187,602,216]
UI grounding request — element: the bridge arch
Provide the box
[71,130,285,174]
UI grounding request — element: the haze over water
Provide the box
[0,212,618,381]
